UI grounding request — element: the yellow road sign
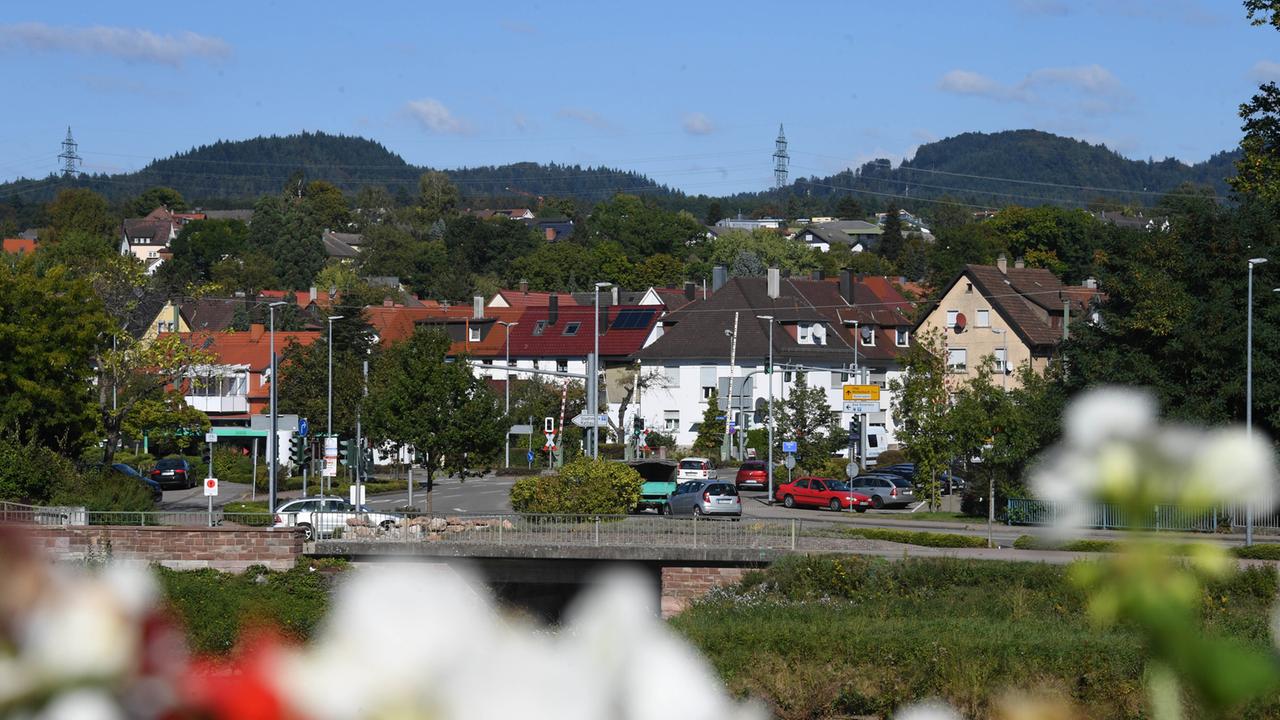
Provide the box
[843,384,880,402]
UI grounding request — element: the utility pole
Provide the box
[267,300,286,513]
[724,312,738,462]
[1247,257,1268,546]
[757,315,775,502]
[773,124,789,188]
[58,127,81,178]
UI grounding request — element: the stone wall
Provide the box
[660,565,752,618]
[10,525,302,572]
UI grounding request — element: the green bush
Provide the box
[509,457,642,515]
[1231,544,1280,560]
[0,433,80,503]
[839,526,988,548]
[50,467,156,512]
[155,564,333,654]
[213,448,266,486]
[224,500,273,526]
[871,448,908,467]
[114,451,156,472]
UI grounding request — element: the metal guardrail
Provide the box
[0,501,814,551]
[1005,498,1227,533]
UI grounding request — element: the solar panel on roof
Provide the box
[611,309,654,330]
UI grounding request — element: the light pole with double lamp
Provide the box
[756,315,775,503]
[326,315,343,493]
[267,300,287,512]
[498,320,518,467]
[592,282,612,459]
[1246,257,1268,546]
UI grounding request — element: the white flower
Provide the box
[1187,428,1278,512]
[21,570,142,682]
[1064,386,1156,452]
[34,689,123,720]
[895,700,963,720]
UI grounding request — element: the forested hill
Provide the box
[789,130,1239,210]
[0,132,672,206]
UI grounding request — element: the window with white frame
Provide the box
[947,348,968,372]
[700,366,716,399]
[896,327,909,346]
[945,310,959,326]
[468,326,481,342]
[861,326,876,346]
[556,359,568,373]
[976,309,990,327]
[797,324,812,344]
[663,410,680,433]
[993,348,1007,373]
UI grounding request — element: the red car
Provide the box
[773,477,872,512]
[734,460,769,489]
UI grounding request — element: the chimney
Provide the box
[309,286,317,303]
[383,299,394,307]
[712,265,728,293]
[548,295,559,325]
[611,285,619,306]
[1014,257,1025,269]
[519,279,529,294]
[249,323,265,340]
[767,268,780,299]
[810,269,824,281]
[839,269,853,304]
[683,281,696,301]
[996,254,1008,274]
[473,295,484,320]
[1083,277,1098,289]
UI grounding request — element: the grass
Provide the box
[833,526,988,548]
[223,500,273,526]
[671,555,1280,719]
[889,511,985,523]
[1012,535,1280,561]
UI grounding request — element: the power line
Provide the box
[57,127,82,179]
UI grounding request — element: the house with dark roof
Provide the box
[120,207,182,274]
[632,269,916,451]
[914,255,1102,388]
[173,325,322,424]
[796,220,884,253]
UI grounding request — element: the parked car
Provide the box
[848,474,916,509]
[734,460,769,489]
[677,457,718,482]
[665,480,741,517]
[773,477,872,512]
[150,457,195,490]
[272,496,400,540]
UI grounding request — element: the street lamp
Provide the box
[326,315,343,439]
[498,320,518,467]
[1247,258,1268,546]
[592,282,612,459]
[267,301,287,513]
[757,315,775,503]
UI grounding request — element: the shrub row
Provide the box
[509,458,642,515]
[838,526,988,548]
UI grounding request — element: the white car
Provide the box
[677,457,718,482]
[273,496,400,540]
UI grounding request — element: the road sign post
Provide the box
[571,412,611,429]
[323,436,338,478]
[203,476,218,527]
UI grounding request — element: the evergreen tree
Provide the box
[880,203,905,263]
[774,373,841,472]
[705,200,724,226]
[693,389,725,454]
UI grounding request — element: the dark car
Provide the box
[734,461,769,490]
[110,463,162,503]
[848,473,916,509]
[150,457,195,490]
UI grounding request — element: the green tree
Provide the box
[505,241,595,292]
[509,458,642,514]
[632,253,687,288]
[121,391,211,455]
[705,200,724,226]
[590,240,635,288]
[693,389,726,454]
[0,432,80,503]
[701,229,816,275]
[127,186,186,216]
[417,171,460,224]
[586,193,703,258]
[303,180,351,230]
[48,188,116,242]
[276,339,364,441]
[0,258,112,453]
[357,223,446,298]
[835,195,864,219]
[774,373,842,473]
[880,203,905,263]
[157,219,249,293]
[889,328,953,509]
[211,248,279,297]
[983,205,1102,282]
[364,329,505,494]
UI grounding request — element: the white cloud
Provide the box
[557,107,615,130]
[682,112,714,135]
[0,22,228,66]
[937,64,1127,110]
[405,98,471,134]
[1252,60,1280,83]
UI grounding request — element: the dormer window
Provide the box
[563,322,580,336]
[796,322,826,346]
[468,326,481,342]
[896,327,909,347]
[532,320,546,336]
[861,327,876,346]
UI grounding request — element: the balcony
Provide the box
[186,394,249,414]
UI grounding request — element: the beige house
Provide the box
[915,256,1101,389]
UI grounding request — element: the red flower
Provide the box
[181,630,298,720]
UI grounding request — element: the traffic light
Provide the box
[339,439,355,467]
[290,435,308,466]
[632,415,644,436]
[849,416,862,444]
[361,447,373,475]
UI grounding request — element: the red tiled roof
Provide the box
[258,289,337,308]
[491,290,582,310]
[179,326,322,372]
[366,305,488,344]
[3,238,36,254]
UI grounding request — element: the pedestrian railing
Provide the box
[1006,498,1222,533]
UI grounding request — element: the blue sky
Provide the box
[1,1,1278,195]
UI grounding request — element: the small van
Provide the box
[677,457,717,482]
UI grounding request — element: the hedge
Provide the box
[509,458,642,515]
